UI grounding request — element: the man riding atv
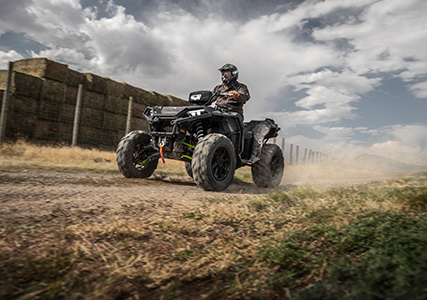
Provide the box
[212,63,250,118]
[116,63,284,192]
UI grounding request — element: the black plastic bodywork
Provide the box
[142,91,280,168]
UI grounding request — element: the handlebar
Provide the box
[206,91,236,106]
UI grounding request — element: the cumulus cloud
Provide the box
[1,0,426,164]
[409,81,427,99]
[0,50,24,69]
[313,0,427,79]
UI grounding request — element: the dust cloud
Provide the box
[282,163,404,187]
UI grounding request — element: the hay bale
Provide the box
[5,101,37,139]
[9,95,38,115]
[131,118,148,132]
[84,73,107,94]
[123,83,154,104]
[146,91,163,106]
[80,107,104,127]
[0,70,7,90]
[65,86,79,105]
[34,120,58,140]
[13,58,69,83]
[59,103,76,122]
[168,94,187,106]
[103,111,126,130]
[38,99,61,120]
[67,69,85,87]
[83,91,105,110]
[12,71,43,98]
[147,91,182,106]
[132,102,147,119]
[40,79,66,103]
[104,95,127,114]
[57,123,73,142]
[78,125,107,146]
[105,78,125,97]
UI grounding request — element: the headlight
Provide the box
[188,109,205,117]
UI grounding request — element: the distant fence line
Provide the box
[272,137,329,165]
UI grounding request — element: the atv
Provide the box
[116,90,284,191]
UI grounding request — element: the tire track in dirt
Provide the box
[0,168,269,225]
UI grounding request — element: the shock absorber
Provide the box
[195,121,204,141]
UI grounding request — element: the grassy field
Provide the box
[1,141,427,299]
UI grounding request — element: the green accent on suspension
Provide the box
[182,142,195,149]
[182,155,192,160]
[139,160,147,165]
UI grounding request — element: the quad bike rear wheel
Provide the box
[251,143,284,188]
[192,133,236,191]
[116,130,158,178]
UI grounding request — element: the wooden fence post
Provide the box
[0,61,13,147]
[296,145,299,165]
[126,96,133,134]
[72,84,84,148]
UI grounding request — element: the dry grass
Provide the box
[2,172,426,299]
[0,140,258,180]
[1,141,427,299]
[0,140,118,171]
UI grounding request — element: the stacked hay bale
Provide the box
[0,58,188,148]
[0,68,43,140]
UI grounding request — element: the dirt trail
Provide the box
[0,166,398,226]
[0,168,270,225]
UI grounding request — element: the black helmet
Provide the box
[219,63,239,85]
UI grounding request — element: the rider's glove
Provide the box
[228,91,239,99]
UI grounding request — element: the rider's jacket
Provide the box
[212,81,250,117]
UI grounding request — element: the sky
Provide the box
[1,0,427,165]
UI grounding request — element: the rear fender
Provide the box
[243,119,280,163]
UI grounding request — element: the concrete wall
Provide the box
[0,58,188,149]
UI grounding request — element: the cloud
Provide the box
[81,5,173,77]
[409,81,427,99]
[0,50,25,69]
[1,0,426,165]
[312,0,427,81]
[0,0,39,36]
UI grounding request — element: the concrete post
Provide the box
[126,96,133,134]
[0,61,13,147]
[72,84,83,148]
[290,143,293,165]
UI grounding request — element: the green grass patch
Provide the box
[292,211,427,299]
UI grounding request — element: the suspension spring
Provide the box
[196,122,204,141]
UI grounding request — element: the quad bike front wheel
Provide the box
[116,130,158,178]
[185,162,193,178]
[251,143,284,188]
[192,133,236,191]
